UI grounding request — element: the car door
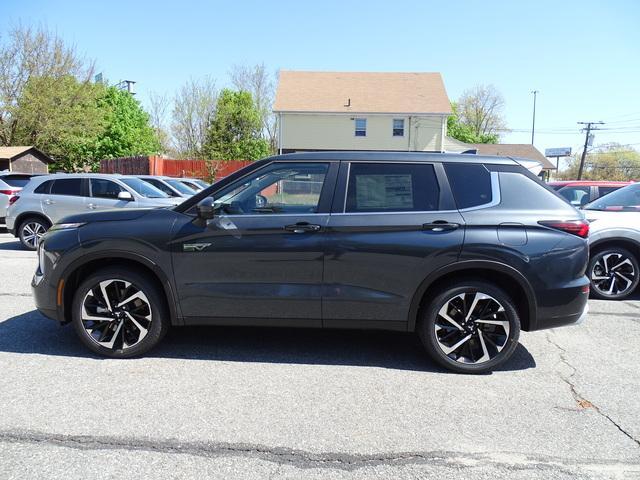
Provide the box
[42,178,87,222]
[88,178,134,210]
[323,161,465,328]
[170,161,338,325]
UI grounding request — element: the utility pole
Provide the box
[531,90,539,144]
[577,121,604,180]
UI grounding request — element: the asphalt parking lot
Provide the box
[0,230,638,479]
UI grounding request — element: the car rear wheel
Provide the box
[418,281,521,374]
[72,267,170,358]
[589,247,639,300]
[19,217,49,250]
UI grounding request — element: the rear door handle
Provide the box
[44,199,55,205]
[284,222,322,233]
[87,203,98,209]
[423,221,460,232]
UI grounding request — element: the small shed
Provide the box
[0,146,54,174]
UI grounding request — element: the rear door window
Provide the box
[598,186,620,198]
[50,178,83,196]
[444,163,493,209]
[345,163,439,212]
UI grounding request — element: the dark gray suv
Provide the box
[31,152,589,373]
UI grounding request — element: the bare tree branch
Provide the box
[458,84,508,137]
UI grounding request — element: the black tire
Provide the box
[417,280,521,374]
[72,267,170,358]
[18,216,50,251]
[588,247,639,300]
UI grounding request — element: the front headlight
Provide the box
[48,222,86,232]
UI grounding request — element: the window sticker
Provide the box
[355,174,413,209]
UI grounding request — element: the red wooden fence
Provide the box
[100,156,252,180]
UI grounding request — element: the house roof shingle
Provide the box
[274,71,452,115]
[470,143,557,170]
[0,146,53,163]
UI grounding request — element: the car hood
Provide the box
[58,208,157,225]
[583,209,640,233]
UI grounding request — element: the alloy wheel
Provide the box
[22,221,46,249]
[81,279,153,350]
[591,252,636,297]
[434,291,510,365]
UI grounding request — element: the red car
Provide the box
[547,180,633,207]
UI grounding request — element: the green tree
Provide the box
[447,102,498,144]
[203,89,270,160]
[92,86,160,161]
[559,144,640,180]
[13,75,105,171]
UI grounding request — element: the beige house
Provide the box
[273,71,452,154]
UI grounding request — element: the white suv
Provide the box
[6,173,182,250]
[0,172,38,225]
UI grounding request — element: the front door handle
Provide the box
[87,203,98,209]
[423,221,460,232]
[284,222,322,233]
[44,199,55,205]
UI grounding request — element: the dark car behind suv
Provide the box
[32,152,589,373]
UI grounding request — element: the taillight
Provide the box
[9,195,19,206]
[0,189,19,196]
[538,220,589,238]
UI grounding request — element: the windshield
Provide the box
[165,179,196,195]
[193,179,209,188]
[120,178,169,198]
[584,183,640,211]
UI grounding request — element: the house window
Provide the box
[355,118,367,137]
[393,118,405,136]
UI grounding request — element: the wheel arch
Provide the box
[408,260,537,332]
[60,251,181,327]
[15,211,52,231]
[590,236,640,259]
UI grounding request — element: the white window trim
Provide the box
[392,118,405,137]
[354,118,367,137]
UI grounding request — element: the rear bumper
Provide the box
[528,276,590,331]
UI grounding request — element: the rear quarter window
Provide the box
[444,163,493,209]
[34,180,53,194]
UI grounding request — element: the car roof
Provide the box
[267,151,525,165]
[549,180,633,186]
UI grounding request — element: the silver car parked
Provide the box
[137,175,197,198]
[6,173,181,250]
[583,182,640,299]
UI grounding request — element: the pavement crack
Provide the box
[546,332,640,448]
[0,292,32,297]
[1,428,639,474]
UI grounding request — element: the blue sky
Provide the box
[2,0,639,159]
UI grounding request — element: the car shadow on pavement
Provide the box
[0,310,536,373]
[0,240,24,251]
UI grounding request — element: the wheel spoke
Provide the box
[476,331,490,363]
[440,334,472,355]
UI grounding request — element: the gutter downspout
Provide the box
[278,113,283,155]
[407,116,412,151]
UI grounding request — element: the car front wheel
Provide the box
[71,267,170,358]
[589,247,639,300]
[418,281,521,374]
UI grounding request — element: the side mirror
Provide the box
[118,191,133,201]
[194,197,214,227]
